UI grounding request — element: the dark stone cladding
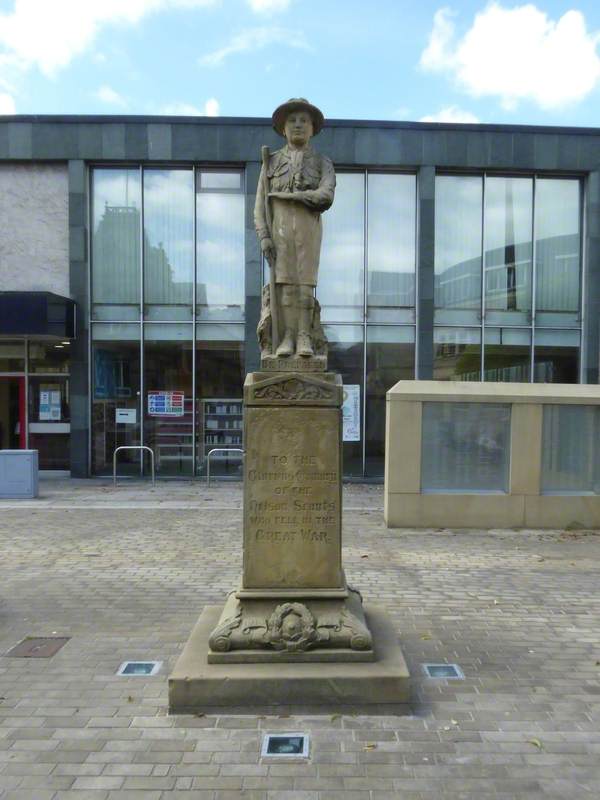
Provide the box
[0,114,599,170]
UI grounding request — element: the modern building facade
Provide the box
[0,114,599,479]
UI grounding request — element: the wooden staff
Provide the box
[261,145,279,352]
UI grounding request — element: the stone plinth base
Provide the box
[207,583,374,663]
[168,605,410,713]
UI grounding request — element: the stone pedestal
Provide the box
[169,370,410,711]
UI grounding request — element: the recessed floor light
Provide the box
[423,663,464,679]
[261,733,309,758]
[117,661,162,676]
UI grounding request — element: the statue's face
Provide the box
[284,111,313,147]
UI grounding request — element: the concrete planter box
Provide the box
[0,450,39,499]
[385,381,600,529]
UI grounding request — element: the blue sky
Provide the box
[1,0,600,127]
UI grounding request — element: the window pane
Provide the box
[434,327,481,381]
[324,324,363,476]
[536,178,581,314]
[28,342,70,374]
[320,173,364,322]
[196,171,244,321]
[367,174,416,311]
[0,340,25,372]
[542,405,600,493]
[144,324,193,477]
[484,177,532,323]
[200,171,241,190]
[421,402,511,493]
[144,169,194,319]
[92,169,141,317]
[534,329,579,383]
[365,326,415,477]
[483,327,531,382]
[435,175,482,310]
[28,376,70,470]
[196,334,245,478]
[91,327,141,476]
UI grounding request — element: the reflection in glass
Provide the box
[536,178,581,314]
[484,177,532,319]
[196,171,245,320]
[435,175,482,310]
[484,328,530,382]
[324,324,363,476]
[28,342,70,374]
[421,402,511,493]
[320,173,364,322]
[365,326,415,476]
[144,169,194,318]
[92,169,141,317]
[367,174,416,312]
[144,324,193,477]
[542,405,600,494]
[0,340,25,372]
[91,325,141,476]
[433,327,481,381]
[534,329,579,383]
[196,328,245,478]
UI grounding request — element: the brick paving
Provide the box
[0,479,599,798]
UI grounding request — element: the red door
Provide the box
[0,376,26,449]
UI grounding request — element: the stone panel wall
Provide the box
[0,163,69,296]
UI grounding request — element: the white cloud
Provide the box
[420,106,479,123]
[0,92,16,113]
[96,84,127,107]
[0,0,218,76]
[160,98,220,115]
[420,4,600,110]
[200,25,310,67]
[204,97,220,116]
[247,0,291,13]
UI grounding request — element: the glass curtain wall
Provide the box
[434,174,582,381]
[318,171,417,477]
[90,167,246,477]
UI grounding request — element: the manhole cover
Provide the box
[5,637,70,658]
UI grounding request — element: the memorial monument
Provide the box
[169,100,409,710]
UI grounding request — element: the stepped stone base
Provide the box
[168,604,410,712]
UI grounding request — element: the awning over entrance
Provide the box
[0,292,76,338]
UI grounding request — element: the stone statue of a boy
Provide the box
[254,98,336,358]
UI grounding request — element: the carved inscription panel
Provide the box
[243,406,342,589]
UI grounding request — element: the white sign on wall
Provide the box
[115,408,137,424]
[342,384,360,442]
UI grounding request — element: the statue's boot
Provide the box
[296,330,314,357]
[276,329,295,357]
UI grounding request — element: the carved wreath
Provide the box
[254,378,333,401]
[267,602,319,652]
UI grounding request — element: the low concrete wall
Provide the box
[385,381,600,529]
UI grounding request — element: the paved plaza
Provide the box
[0,479,599,799]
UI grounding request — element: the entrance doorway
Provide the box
[0,377,25,450]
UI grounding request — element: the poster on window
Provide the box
[342,385,360,442]
[39,388,61,421]
[147,390,185,417]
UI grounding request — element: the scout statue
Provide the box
[254,98,336,360]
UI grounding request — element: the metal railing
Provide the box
[206,448,244,488]
[113,445,155,487]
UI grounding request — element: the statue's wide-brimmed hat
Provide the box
[272,98,324,136]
